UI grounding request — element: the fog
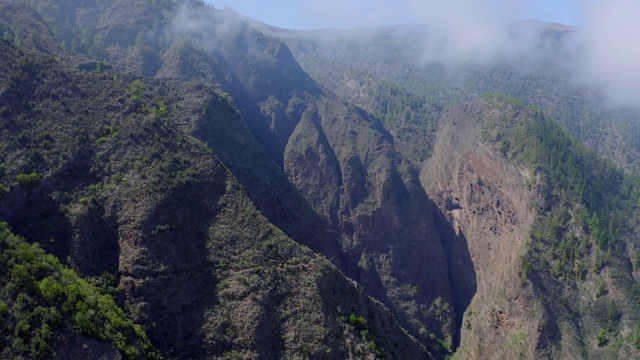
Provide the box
[306,0,639,107]
[398,0,520,64]
[578,0,640,106]
[357,0,639,106]
[170,3,242,51]
[200,0,639,106]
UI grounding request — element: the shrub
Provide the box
[349,313,367,330]
[16,172,41,187]
[128,80,145,104]
[597,329,608,347]
[152,100,167,117]
[0,222,160,359]
[0,301,7,316]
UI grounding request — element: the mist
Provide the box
[201,0,639,106]
[278,0,544,64]
[577,0,640,107]
[170,3,242,51]
[403,0,520,64]
[305,0,640,107]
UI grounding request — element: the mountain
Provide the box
[264,21,640,171]
[269,20,640,359]
[0,1,433,358]
[2,0,640,359]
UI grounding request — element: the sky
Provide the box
[208,0,583,30]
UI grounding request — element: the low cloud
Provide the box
[577,0,640,106]
[404,0,515,64]
[297,0,532,64]
[299,0,640,106]
[201,0,639,107]
[170,3,241,50]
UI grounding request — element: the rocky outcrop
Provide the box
[422,103,542,359]
[283,96,458,353]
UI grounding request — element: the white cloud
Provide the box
[577,0,640,106]
[409,0,510,63]
[302,0,640,106]
[205,0,640,106]
[298,0,534,64]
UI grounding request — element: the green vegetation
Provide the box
[482,94,640,355]
[0,222,160,359]
[484,93,638,283]
[597,329,608,347]
[596,279,607,298]
[349,313,367,330]
[16,172,41,187]
[347,313,383,356]
[128,79,146,111]
[152,100,168,117]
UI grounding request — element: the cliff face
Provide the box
[283,95,459,351]
[422,103,541,358]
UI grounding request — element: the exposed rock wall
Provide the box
[284,96,457,352]
[422,104,542,359]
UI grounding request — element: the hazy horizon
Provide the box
[207,0,582,30]
[202,0,640,107]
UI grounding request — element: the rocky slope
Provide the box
[0,2,433,358]
[422,103,540,358]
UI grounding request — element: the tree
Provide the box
[128,80,145,104]
[597,329,607,347]
[16,172,41,187]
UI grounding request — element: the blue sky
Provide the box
[208,0,583,29]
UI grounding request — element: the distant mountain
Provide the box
[266,20,640,171]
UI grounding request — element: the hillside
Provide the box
[268,22,640,171]
[0,2,433,358]
[422,96,640,358]
[3,0,640,359]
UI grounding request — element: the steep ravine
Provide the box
[422,103,542,358]
[282,95,459,354]
[138,3,466,353]
[0,8,434,357]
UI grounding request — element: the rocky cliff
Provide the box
[423,103,540,358]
